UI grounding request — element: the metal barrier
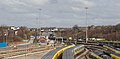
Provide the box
[111,54,120,59]
[89,52,103,59]
[103,45,120,54]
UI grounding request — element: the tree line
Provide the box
[62,23,120,41]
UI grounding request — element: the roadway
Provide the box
[62,46,78,59]
[42,47,63,59]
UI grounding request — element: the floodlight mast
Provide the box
[85,7,88,43]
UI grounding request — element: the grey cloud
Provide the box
[0,0,120,27]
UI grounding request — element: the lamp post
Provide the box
[4,34,7,43]
[38,9,42,36]
[34,9,41,43]
[85,7,88,43]
[69,37,72,44]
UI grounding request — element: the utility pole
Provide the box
[85,7,88,43]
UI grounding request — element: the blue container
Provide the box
[0,42,8,48]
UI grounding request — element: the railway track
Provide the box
[77,49,90,59]
[86,45,120,59]
[0,46,53,59]
[62,45,91,59]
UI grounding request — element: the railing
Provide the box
[103,45,120,54]
[111,54,120,59]
[89,52,103,59]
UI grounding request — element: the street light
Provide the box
[85,7,88,43]
[38,9,42,36]
[34,9,41,43]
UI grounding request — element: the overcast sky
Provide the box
[0,0,120,27]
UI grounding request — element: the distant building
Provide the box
[38,37,47,45]
[41,27,56,31]
[10,26,20,30]
[89,38,105,41]
[8,30,15,38]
